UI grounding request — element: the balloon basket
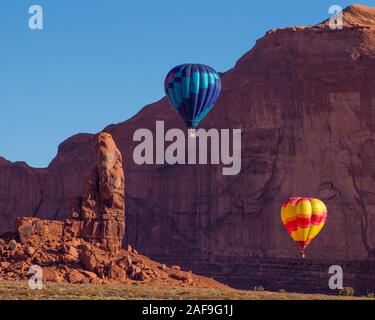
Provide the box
[188,128,196,139]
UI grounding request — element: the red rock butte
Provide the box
[1,4,375,292]
[0,133,227,288]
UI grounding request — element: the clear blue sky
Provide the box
[1,0,374,167]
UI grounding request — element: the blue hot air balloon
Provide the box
[164,64,221,132]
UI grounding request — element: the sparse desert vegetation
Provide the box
[0,280,373,300]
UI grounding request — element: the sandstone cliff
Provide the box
[1,4,375,291]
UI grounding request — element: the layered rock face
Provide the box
[0,133,95,232]
[112,4,375,262]
[1,4,375,291]
[17,132,125,252]
[70,132,125,251]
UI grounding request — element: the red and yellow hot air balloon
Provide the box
[280,197,327,258]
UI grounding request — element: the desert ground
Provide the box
[0,280,373,300]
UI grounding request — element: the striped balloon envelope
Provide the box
[280,197,327,257]
[164,64,221,130]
